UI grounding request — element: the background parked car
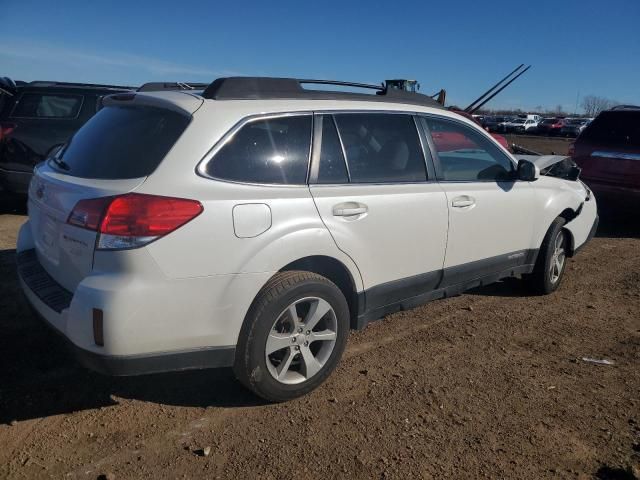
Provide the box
[484,116,508,132]
[561,118,592,137]
[505,117,538,133]
[537,117,566,136]
[0,80,133,195]
[570,106,640,204]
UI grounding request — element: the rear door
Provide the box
[28,102,193,292]
[421,115,535,285]
[309,113,448,311]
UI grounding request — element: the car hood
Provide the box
[514,155,569,170]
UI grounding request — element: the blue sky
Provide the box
[1,0,638,112]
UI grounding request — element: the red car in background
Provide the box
[451,110,510,150]
[537,117,566,136]
[570,106,640,204]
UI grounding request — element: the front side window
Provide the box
[423,117,515,182]
[207,115,312,185]
[12,93,83,118]
[333,113,427,183]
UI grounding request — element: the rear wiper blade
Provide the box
[51,156,70,171]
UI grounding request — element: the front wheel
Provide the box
[526,218,568,294]
[233,271,350,402]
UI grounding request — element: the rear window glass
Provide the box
[580,111,640,146]
[50,106,190,179]
[12,93,83,118]
[206,115,312,185]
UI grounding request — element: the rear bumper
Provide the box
[18,249,236,375]
[25,297,235,375]
[0,166,32,195]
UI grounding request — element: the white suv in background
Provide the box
[17,77,598,401]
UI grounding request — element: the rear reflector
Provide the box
[67,193,203,250]
[93,308,104,346]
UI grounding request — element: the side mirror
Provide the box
[517,159,539,181]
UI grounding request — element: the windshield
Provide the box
[49,105,190,179]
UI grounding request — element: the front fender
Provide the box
[531,177,588,249]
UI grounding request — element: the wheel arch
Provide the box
[279,255,360,329]
[558,207,580,256]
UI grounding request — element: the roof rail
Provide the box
[27,80,135,90]
[610,104,640,111]
[200,77,444,109]
[137,82,209,92]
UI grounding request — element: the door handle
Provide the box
[332,202,368,217]
[451,196,476,208]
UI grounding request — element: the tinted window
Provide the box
[333,113,426,183]
[51,106,190,179]
[424,117,515,181]
[12,93,83,118]
[207,115,311,184]
[580,111,640,146]
[316,116,349,184]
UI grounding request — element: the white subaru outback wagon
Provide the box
[17,77,598,401]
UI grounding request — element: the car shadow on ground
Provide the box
[0,248,266,424]
[595,201,640,239]
[0,192,27,215]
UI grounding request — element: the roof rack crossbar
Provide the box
[200,77,444,109]
[28,81,135,90]
[137,82,209,92]
[296,79,383,91]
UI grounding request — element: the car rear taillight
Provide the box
[67,193,203,250]
[568,143,575,157]
[0,122,16,141]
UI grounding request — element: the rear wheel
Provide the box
[527,217,568,294]
[233,271,349,402]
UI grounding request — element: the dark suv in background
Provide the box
[0,80,133,195]
[571,105,640,204]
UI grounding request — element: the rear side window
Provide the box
[51,105,190,179]
[333,113,427,183]
[580,111,640,146]
[12,93,83,118]
[316,116,349,184]
[207,115,312,185]
[424,117,514,182]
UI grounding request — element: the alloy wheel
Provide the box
[265,297,338,385]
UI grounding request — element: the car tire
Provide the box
[526,217,569,295]
[233,271,350,402]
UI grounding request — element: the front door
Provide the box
[420,115,535,286]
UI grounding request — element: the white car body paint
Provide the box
[17,90,598,370]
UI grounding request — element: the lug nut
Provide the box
[295,346,300,351]
[304,341,309,346]
[298,327,303,333]
[305,330,311,335]
[291,337,296,343]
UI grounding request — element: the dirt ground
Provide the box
[0,166,639,479]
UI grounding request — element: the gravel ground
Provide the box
[0,178,638,479]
